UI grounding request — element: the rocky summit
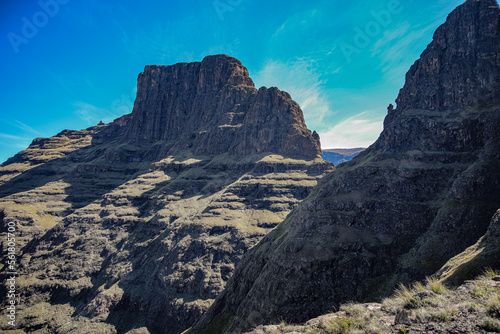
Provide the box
[393,0,500,115]
[0,55,332,334]
[124,55,321,159]
[191,1,500,333]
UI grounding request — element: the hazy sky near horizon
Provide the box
[0,0,463,163]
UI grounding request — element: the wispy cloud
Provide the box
[2,117,40,135]
[0,133,27,141]
[74,91,135,126]
[75,102,121,126]
[0,120,39,162]
[0,133,32,155]
[272,8,320,39]
[253,58,334,132]
[12,119,40,135]
[318,110,384,149]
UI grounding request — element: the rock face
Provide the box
[191,1,500,333]
[436,209,500,285]
[0,56,332,334]
[391,0,500,117]
[124,55,321,159]
[242,276,500,334]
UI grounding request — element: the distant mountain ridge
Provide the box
[321,148,365,165]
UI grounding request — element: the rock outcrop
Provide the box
[243,276,500,334]
[0,56,332,334]
[124,55,321,159]
[191,1,500,333]
[389,0,500,120]
[436,209,500,285]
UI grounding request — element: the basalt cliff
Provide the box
[191,0,500,333]
[0,55,332,334]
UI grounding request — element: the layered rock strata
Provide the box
[192,1,500,333]
[0,55,331,334]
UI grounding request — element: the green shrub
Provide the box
[430,309,452,323]
[472,282,488,299]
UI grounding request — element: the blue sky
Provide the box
[0,0,463,163]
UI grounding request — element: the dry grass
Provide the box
[246,274,500,334]
[319,316,366,334]
[384,281,427,311]
[482,317,500,332]
[478,267,500,279]
[487,294,500,319]
[426,277,449,295]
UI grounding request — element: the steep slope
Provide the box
[244,275,500,334]
[0,55,332,334]
[191,1,500,333]
[436,209,500,285]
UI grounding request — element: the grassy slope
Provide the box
[0,124,333,334]
[244,272,500,334]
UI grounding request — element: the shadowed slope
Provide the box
[0,55,332,334]
[191,1,500,333]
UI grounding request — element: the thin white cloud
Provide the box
[253,58,334,132]
[273,22,287,37]
[0,133,28,141]
[319,110,384,149]
[272,8,319,39]
[74,91,135,126]
[373,2,459,83]
[0,134,31,154]
[12,119,40,135]
[372,23,411,53]
[367,21,438,89]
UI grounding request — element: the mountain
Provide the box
[0,55,333,334]
[124,55,321,159]
[191,1,500,333]
[321,148,365,165]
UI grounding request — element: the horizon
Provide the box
[0,0,463,163]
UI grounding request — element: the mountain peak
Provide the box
[464,0,499,7]
[124,56,322,159]
[198,54,255,89]
[190,2,500,333]
[393,0,500,114]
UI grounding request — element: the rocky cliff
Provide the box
[191,1,500,333]
[435,208,500,286]
[0,55,332,334]
[392,0,500,116]
[124,55,321,159]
